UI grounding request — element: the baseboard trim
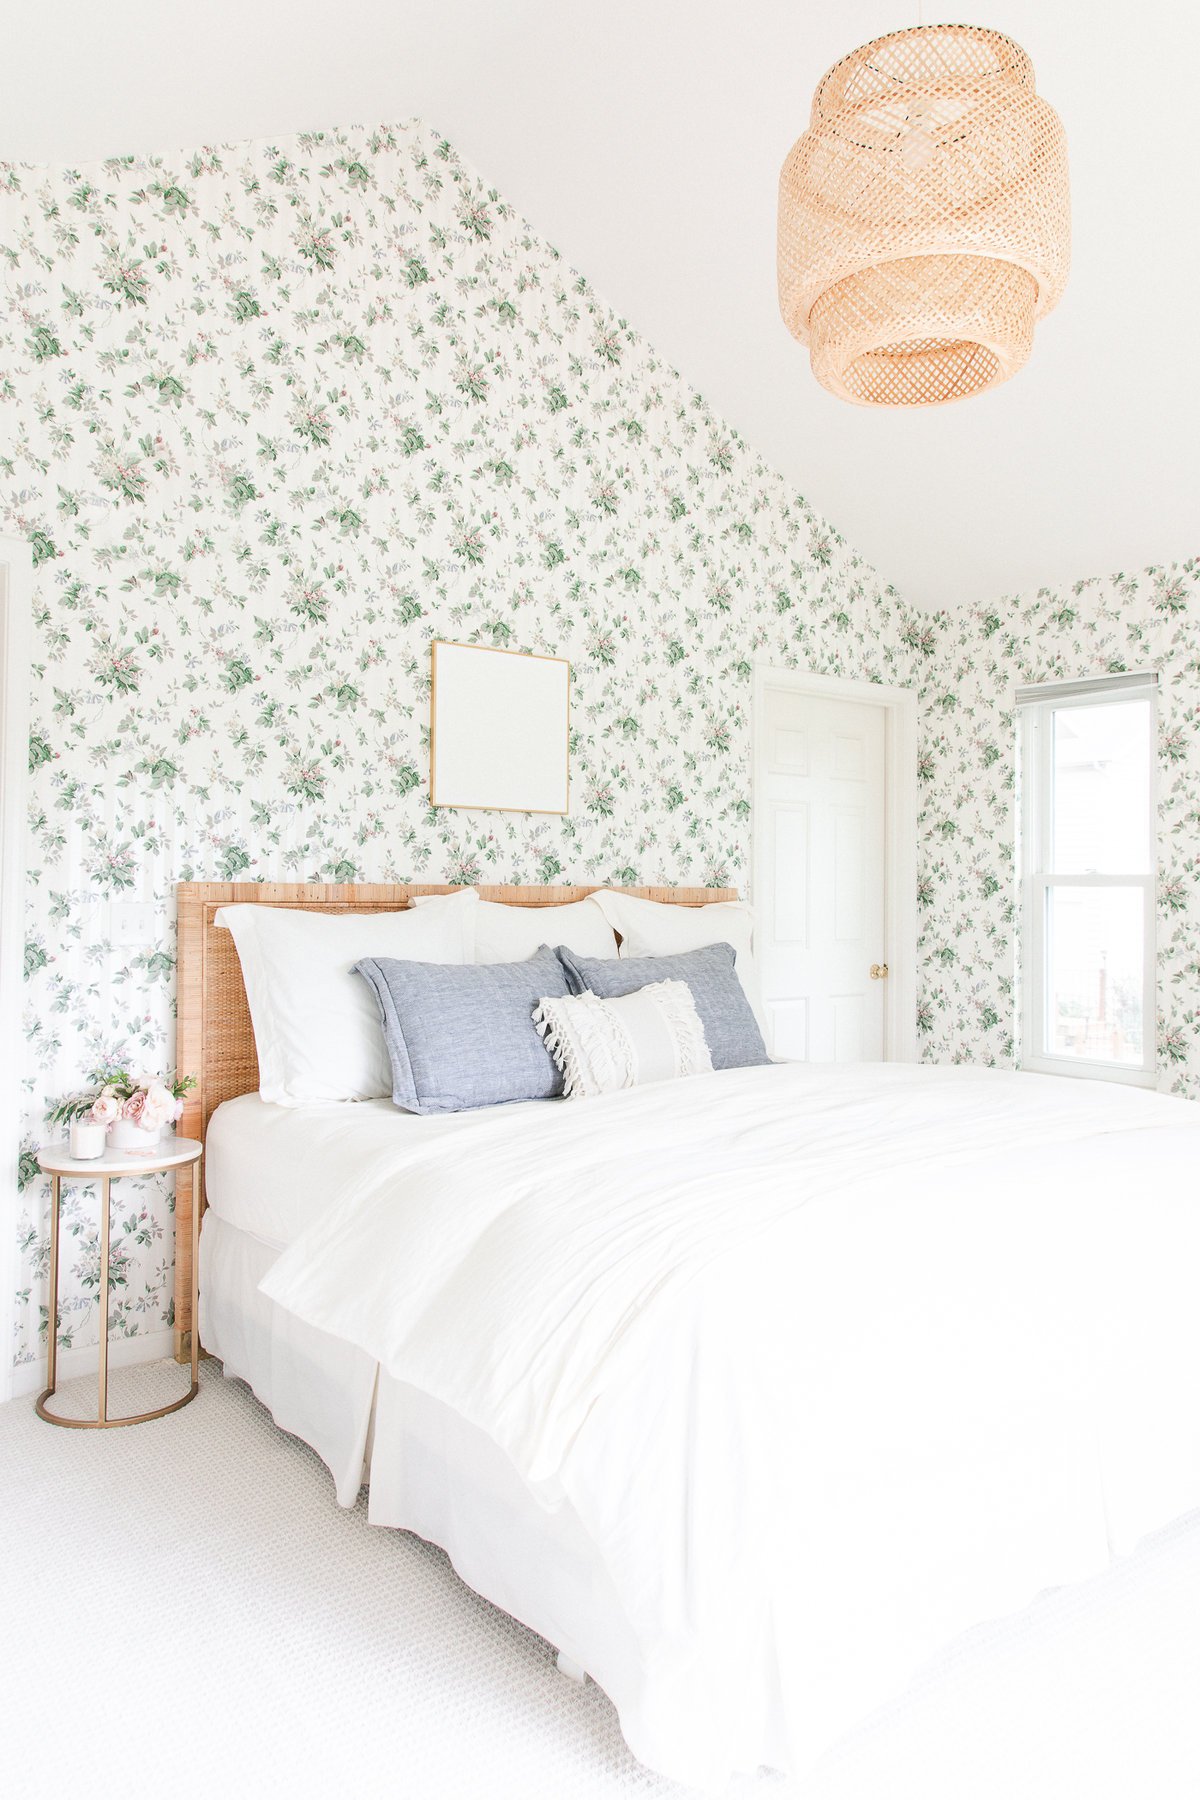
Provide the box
[10,1328,175,1399]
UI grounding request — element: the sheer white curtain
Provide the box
[0,537,34,1404]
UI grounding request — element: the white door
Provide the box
[755,684,888,1061]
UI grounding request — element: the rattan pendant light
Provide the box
[778,23,1069,407]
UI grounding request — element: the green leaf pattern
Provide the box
[2,120,1197,1372]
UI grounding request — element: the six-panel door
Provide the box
[757,687,887,1061]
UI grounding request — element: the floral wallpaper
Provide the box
[1,120,929,1373]
[2,117,1196,1377]
[919,562,1200,1089]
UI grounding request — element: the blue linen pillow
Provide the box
[555,942,769,1071]
[354,945,569,1114]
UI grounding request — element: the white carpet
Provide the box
[2,1359,1199,1800]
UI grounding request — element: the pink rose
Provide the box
[90,1093,121,1124]
[123,1090,149,1126]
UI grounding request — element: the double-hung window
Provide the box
[1018,671,1157,1086]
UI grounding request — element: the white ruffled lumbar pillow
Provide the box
[533,979,712,1099]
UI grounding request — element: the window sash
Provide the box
[1019,684,1157,1086]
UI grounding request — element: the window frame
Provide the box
[1019,674,1158,1088]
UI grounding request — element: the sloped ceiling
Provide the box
[4,0,1197,608]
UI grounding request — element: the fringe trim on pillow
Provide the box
[534,992,634,1098]
[532,998,583,1097]
[642,978,713,1076]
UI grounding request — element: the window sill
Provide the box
[1020,1055,1159,1090]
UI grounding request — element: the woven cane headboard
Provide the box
[172,880,738,1357]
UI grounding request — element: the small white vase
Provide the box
[69,1118,107,1160]
[108,1118,165,1155]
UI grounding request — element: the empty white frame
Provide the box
[430,641,570,814]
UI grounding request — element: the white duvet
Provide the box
[261,1063,1200,1787]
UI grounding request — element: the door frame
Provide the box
[751,663,919,1063]
[0,537,33,1402]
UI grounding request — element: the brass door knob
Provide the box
[869,963,889,980]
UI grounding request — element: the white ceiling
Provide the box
[4,1,1198,609]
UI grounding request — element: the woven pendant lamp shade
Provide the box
[778,24,1069,407]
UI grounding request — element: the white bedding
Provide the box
[199,1185,640,1685]
[204,1091,550,1246]
[200,1211,378,1502]
[256,1063,1200,1787]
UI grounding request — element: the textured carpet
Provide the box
[2,1360,1199,1800]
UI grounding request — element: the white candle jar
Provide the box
[69,1118,107,1160]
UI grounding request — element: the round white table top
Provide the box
[37,1136,203,1178]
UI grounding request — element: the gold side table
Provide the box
[36,1136,204,1429]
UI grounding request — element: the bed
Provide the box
[175,881,1200,1790]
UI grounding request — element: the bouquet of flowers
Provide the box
[50,1067,196,1133]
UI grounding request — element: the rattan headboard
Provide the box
[172,880,738,1357]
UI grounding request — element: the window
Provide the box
[1018,672,1157,1086]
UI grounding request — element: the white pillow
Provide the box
[412,891,617,963]
[587,889,766,1036]
[533,980,712,1098]
[215,893,477,1105]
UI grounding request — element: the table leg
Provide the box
[37,1152,202,1429]
[190,1158,201,1391]
[45,1174,61,1396]
[97,1175,110,1426]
